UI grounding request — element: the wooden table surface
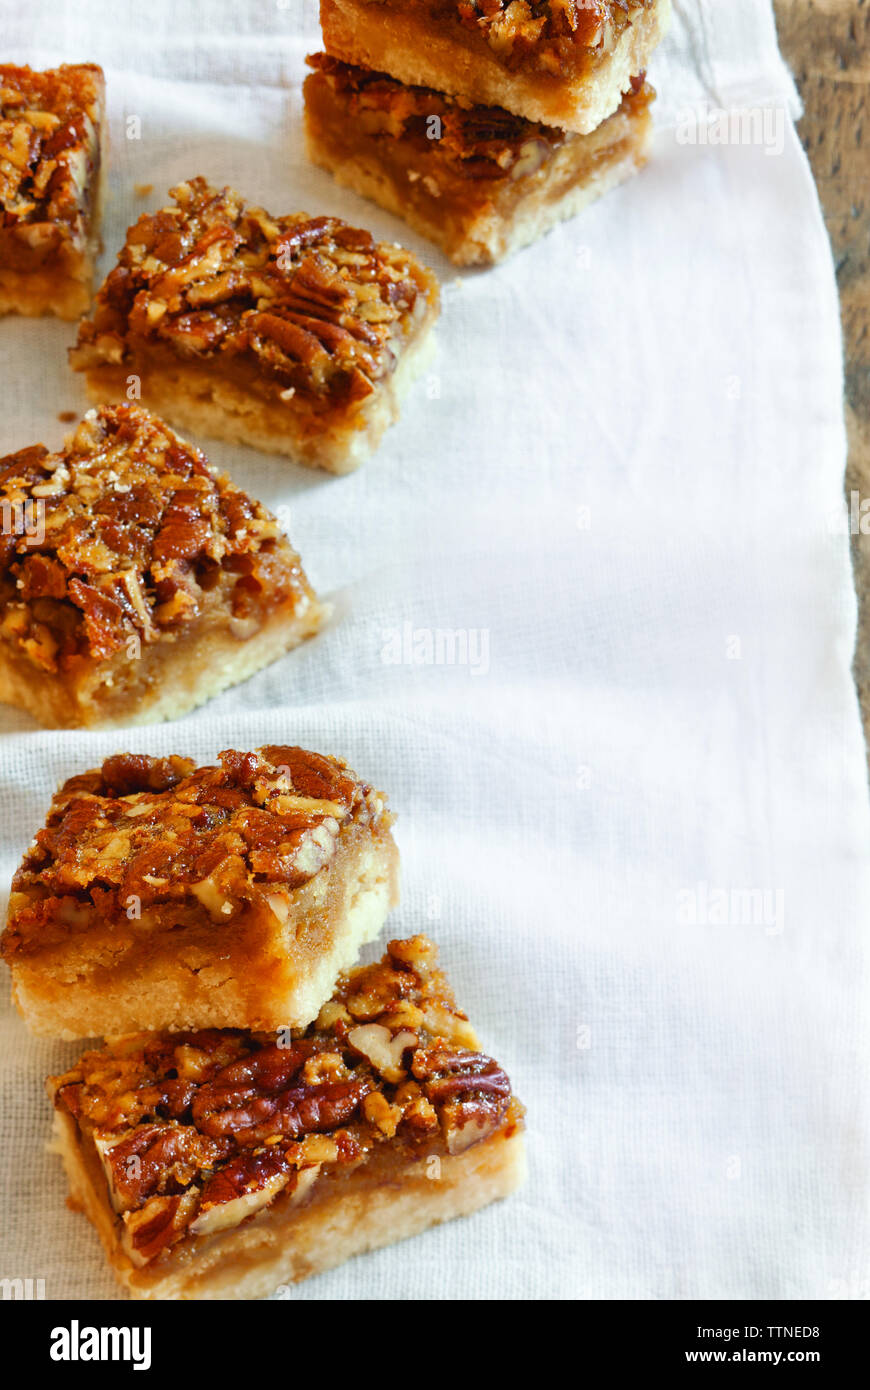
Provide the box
[772,0,870,744]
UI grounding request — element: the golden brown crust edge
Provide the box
[77,298,438,474]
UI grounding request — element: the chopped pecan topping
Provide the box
[0,405,314,673]
[48,937,522,1263]
[2,747,391,957]
[70,177,431,403]
[456,0,618,56]
[347,1023,418,1082]
[0,64,103,251]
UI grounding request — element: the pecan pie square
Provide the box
[47,936,524,1298]
[319,0,670,135]
[69,178,440,474]
[2,747,399,1040]
[0,404,328,728]
[0,63,105,320]
[305,53,654,266]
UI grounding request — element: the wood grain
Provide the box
[772,0,870,734]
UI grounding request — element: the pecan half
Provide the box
[121,1191,197,1266]
[97,1123,232,1211]
[191,1044,372,1144]
[412,1047,512,1153]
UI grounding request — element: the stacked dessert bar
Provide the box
[1,746,525,1298]
[305,0,671,265]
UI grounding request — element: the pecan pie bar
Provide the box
[47,936,524,1298]
[305,53,654,266]
[0,63,105,319]
[320,0,670,135]
[0,405,328,728]
[2,747,399,1039]
[69,178,440,474]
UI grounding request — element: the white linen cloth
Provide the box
[0,0,868,1301]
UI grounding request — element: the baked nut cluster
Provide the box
[48,936,521,1269]
[6,745,385,932]
[0,62,105,318]
[0,405,326,727]
[70,177,440,471]
[451,0,645,75]
[73,178,426,399]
